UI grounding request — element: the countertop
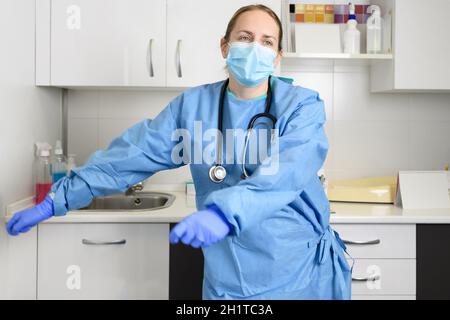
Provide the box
[5,186,197,224]
[5,185,450,224]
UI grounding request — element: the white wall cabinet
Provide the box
[37,223,169,299]
[37,0,280,88]
[166,0,280,87]
[48,0,166,87]
[371,0,450,92]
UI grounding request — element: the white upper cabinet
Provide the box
[166,0,280,88]
[371,0,450,92]
[37,0,280,87]
[47,0,166,87]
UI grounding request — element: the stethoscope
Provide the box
[208,76,277,183]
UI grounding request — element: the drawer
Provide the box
[332,224,416,259]
[352,295,415,300]
[38,223,169,299]
[350,259,416,296]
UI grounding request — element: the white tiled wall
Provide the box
[67,68,450,185]
[283,66,450,181]
[67,89,190,184]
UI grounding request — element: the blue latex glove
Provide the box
[169,205,232,248]
[6,195,54,236]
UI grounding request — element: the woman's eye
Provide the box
[263,40,274,47]
[238,35,251,42]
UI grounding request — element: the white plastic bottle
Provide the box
[343,3,360,54]
[366,5,383,54]
[52,140,67,183]
[66,154,77,176]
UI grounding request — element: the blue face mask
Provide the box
[226,42,277,87]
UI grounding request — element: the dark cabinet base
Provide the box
[417,224,450,300]
[169,224,204,300]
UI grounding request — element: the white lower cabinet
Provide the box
[37,223,169,299]
[35,222,417,299]
[350,259,416,297]
[332,224,416,300]
[352,295,416,300]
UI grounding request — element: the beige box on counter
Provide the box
[327,176,397,204]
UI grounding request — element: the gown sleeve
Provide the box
[203,91,328,236]
[51,97,183,216]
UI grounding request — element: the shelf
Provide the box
[281,52,393,69]
[283,52,393,60]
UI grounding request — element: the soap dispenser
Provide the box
[343,3,360,54]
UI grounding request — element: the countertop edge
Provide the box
[5,191,450,224]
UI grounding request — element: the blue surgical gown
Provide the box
[51,76,352,300]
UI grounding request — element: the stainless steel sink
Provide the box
[79,192,175,212]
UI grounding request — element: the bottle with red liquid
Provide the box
[35,149,53,204]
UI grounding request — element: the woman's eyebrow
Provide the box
[236,29,254,36]
[262,34,277,40]
[236,30,276,40]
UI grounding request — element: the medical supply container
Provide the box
[366,5,383,54]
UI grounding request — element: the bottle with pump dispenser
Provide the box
[52,140,67,183]
[66,154,77,176]
[366,5,383,54]
[343,3,360,54]
[36,149,53,204]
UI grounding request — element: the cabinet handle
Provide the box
[176,39,183,78]
[82,239,126,245]
[352,274,381,282]
[343,239,381,245]
[147,38,155,77]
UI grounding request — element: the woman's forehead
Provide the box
[231,10,279,38]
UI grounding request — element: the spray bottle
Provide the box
[366,5,383,54]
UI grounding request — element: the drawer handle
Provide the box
[82,239,126,245]
[343,239,381,245]
[147,38,155,77]
[352,275,381,282]
[176,39,183,78]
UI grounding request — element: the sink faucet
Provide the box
[126,182,144,195]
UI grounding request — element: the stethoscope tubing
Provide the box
[210,76,277,183]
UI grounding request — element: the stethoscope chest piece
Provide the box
[209,165,227,183]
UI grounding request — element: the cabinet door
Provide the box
[394,0,450,90]
[37,223,169,299]
[50,0,166,86]
[166,0,281,87]
[417,224,450,300]
[2,229,37,299]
